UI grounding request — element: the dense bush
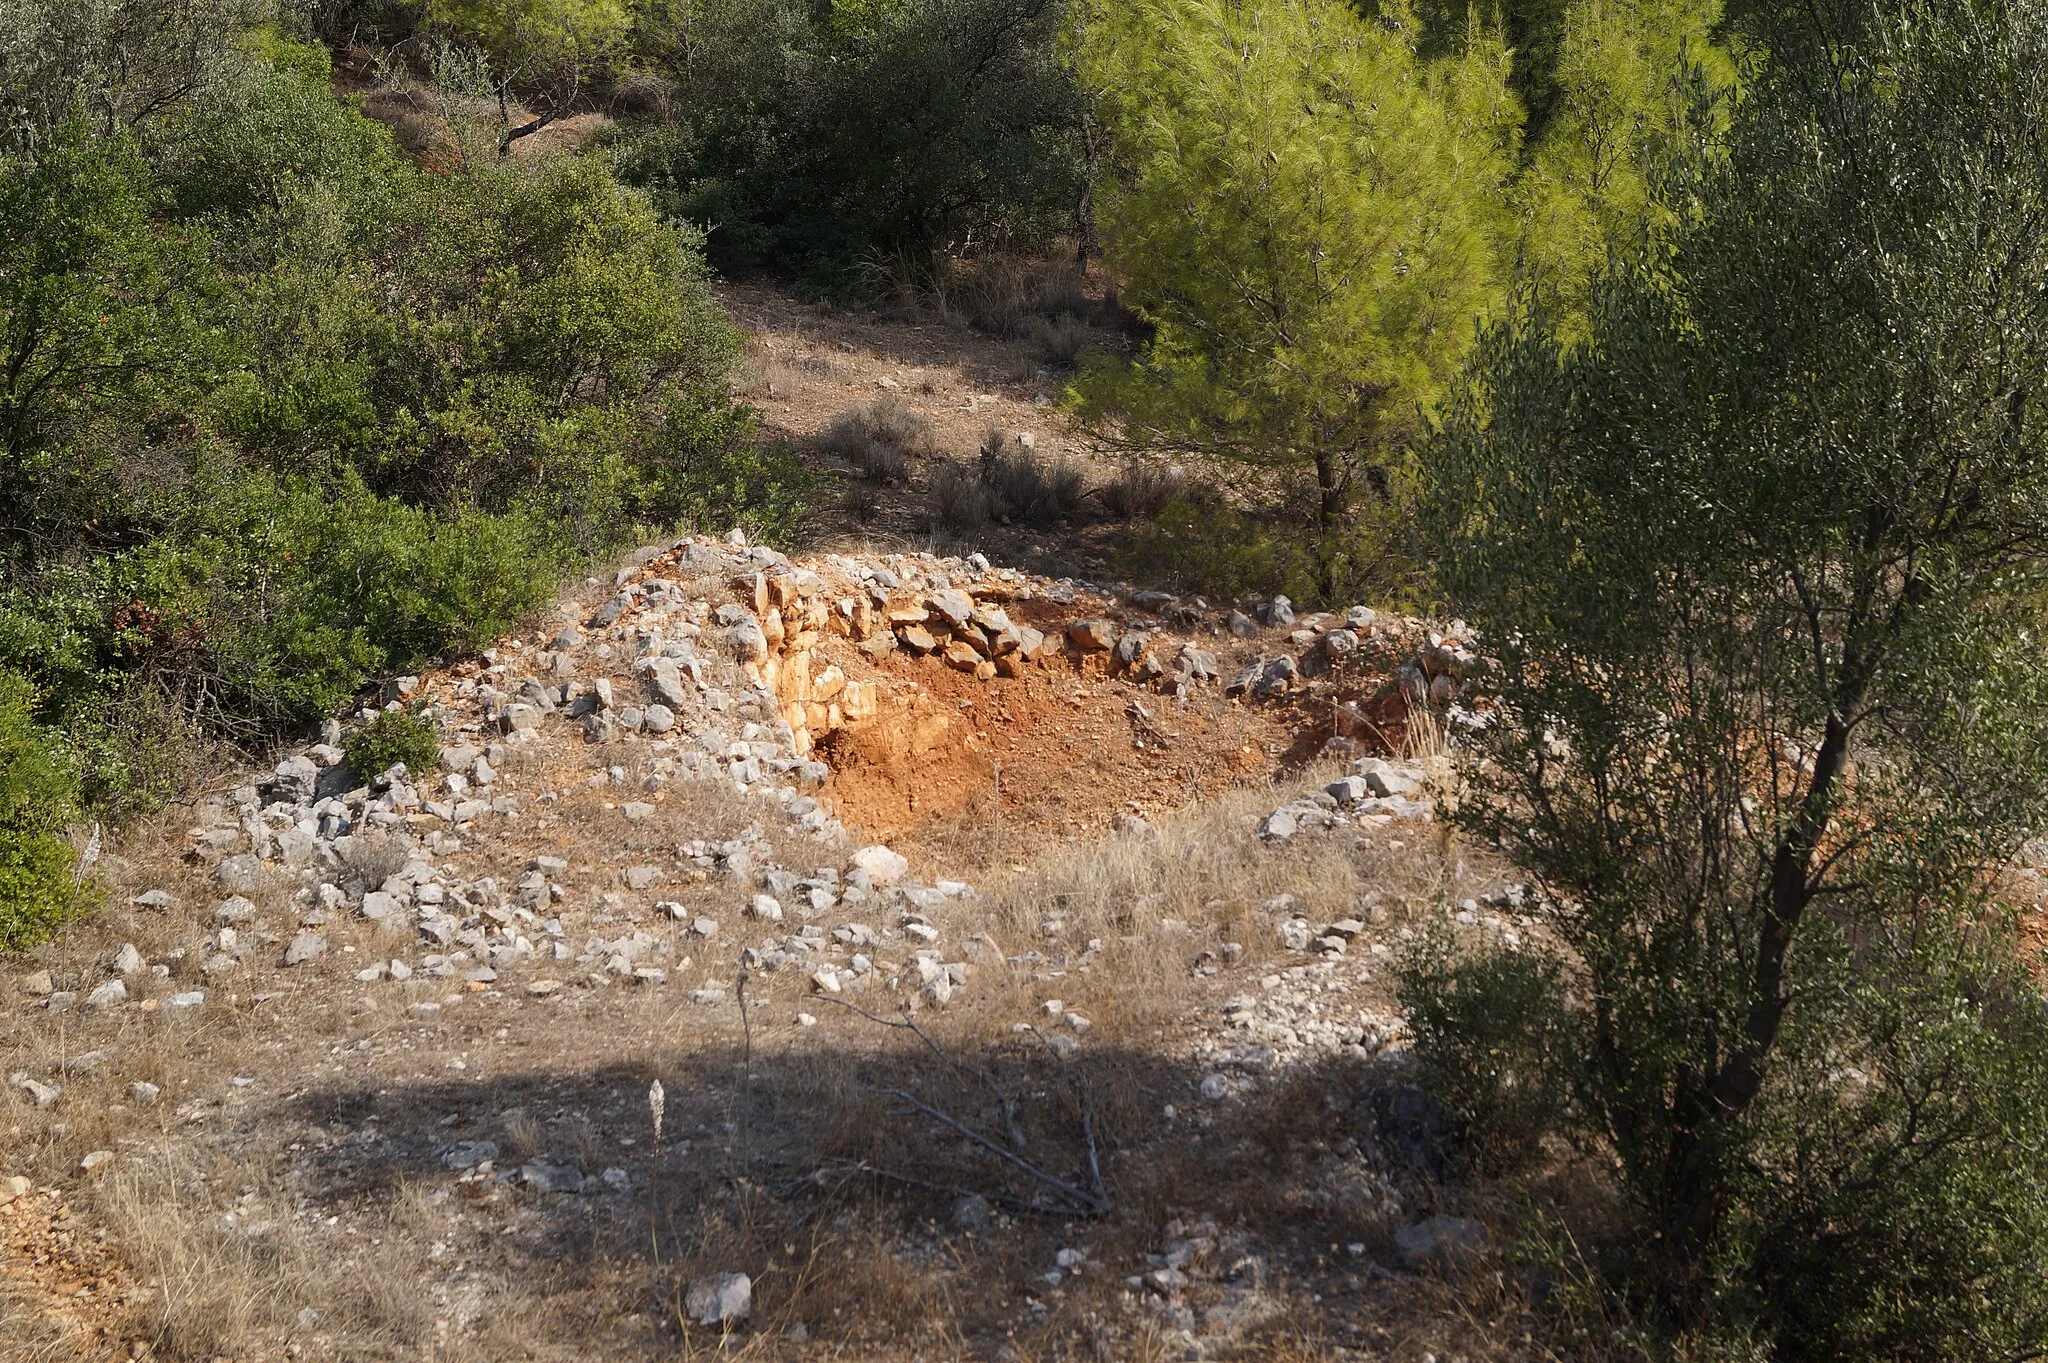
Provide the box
[1411,0,2048,1352]
[1116,492,1419,608]
[1398,925,1574,1173]
[342,704,441,781]
[0,15,798,830]
[0,670,85,948]
[615,0,1083,286]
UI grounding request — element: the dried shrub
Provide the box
[928,462,991,531]
[821,395,935,484]
[839,481,885,524]
[944,255,1095,339]
[977,429,1091,526]
[1022,310,1096,367]
[1097,459,1189,521]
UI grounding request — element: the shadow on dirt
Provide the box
[270,1027,1467,1357]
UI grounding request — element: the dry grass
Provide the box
[740,344,842,403]
[929,432,1093,533]
[928,461,993,531]
[0,1278,78,1363]
[975,766,1457,1030]
[979,430,1091,527]
[2,566,1544,1363]
[101,1142,438,1359]
[822,396,937,485]
[940,256,1094,342]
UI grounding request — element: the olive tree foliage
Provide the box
[1069,0,1517,534]
[618,0,1083,284]
[1410,0,2048,1353]
[0,0,266,142]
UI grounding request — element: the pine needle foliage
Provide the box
[1068,0,1519,532]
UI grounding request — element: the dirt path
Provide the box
[717,279,1151,585]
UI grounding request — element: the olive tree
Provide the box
[1411,0,2048,1353]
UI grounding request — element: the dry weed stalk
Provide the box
[814,997,1110,1217]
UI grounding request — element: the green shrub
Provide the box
[1397,924,1575,1173]
[617,0,1083,287]
[1417,0,2048,1351]
[633,422,814,545]
[218,149,742,523]
[0,0,263,138]
[1116,494,1420,608]
[342,705,441,781]
[0,43,776,820]
[0,670,85,949]
[156,31,405,237]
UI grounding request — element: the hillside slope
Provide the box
[2,309,1527,1363]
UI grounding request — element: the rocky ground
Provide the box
[2,295,1537,1363]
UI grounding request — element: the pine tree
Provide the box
[1514,0,1738,316]
[1068,0,1518,534]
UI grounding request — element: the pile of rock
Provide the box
[738,852,981,1008]
[1257,757,1434,840]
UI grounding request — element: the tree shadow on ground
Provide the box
[259,1028,1474,1360]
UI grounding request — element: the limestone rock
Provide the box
[685,1272,753,1326]
[852,845,909,887]
[217,854,264,893]
[284,932,328,966]
[927,589,974,627]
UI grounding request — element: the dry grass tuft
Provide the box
[978,429,1091,527]
[1098,459,1192,522]
[504,1107,544,1160]
[740,345,841,402]
[928,461,993,531]
[0,1277,78,1363]
[941,255,1095,345]
[821,396,936,485]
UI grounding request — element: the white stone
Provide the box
[284,933,327,966]
[684,1272,752,1326]
[851,845,909,887]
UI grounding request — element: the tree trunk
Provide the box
[1313,452,1344,530]
[1657,687,1865,1276]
